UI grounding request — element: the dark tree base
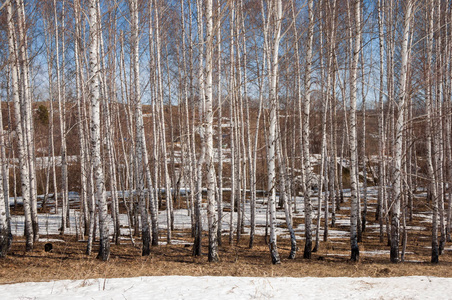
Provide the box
[193,232,202,257]
[0,232,12,257]
[208,246,219,262]
[269,242,280,264]
[350,245,359,262]
[303,240,312,259]
[390,245,399,263]
[431,246,439,264]
[97,238,110,261]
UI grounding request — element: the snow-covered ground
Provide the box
[2,275,451,299]
[10,186,430,259]
[8,189,358,242]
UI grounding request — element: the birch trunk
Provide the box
[390,0,412,263]
[228,3,236,246]
[192,0,205,256]
[290,0,304,218]
[131,0,153,255]
[216,1,223,246]
[303,0,314,259]
[7,0,33,251]
[17,0,39,242]
[180,0,196,238]
[360,35,367,234]
[426,0,439,263]
[434,0,446,255]
[314,8,326,252]
[377,0,386,243]
[147,4,160,246]
[89,0,109,261]
[267,0,282,264]
[53,0,69,234]
[74,0,90,238]
[0,83,9,255]
[249,9,266,248]
[349,0,362,262]
[277,123,297,258]
[154,1,173,244]
[1,72,9,236]
[326,0,337,231]
[205,0,219,262]
[99,18,120,244]
[446,4,452,243]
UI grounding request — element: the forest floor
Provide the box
[2,189,452,284]
[2,231,452,284]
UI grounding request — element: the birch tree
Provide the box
[153,0,174,244]
[205,0,219,262]
[17,0,39,242]
[74,0,90,238]
[302,0,314,259]
[53,0,69,234]
[0,95,9,256]
[267,0,283,264]
[7,0,33,251]
[377,0,386,243]
[425,0,439,263]
[390,0,412,263]
[130,0,154,255]
[193,0,205,256]
[250,2,266,248]
[349,0,362,262]
[89,0,109,261]
[216,0,224,246]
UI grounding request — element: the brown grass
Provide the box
[2,228,452,285]
[2,193,452,284]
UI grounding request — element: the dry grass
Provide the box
[2,193,452,284]
[2,229,452,285]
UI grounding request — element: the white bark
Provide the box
[249,1,267,248]
[434,0,446,255]
[205,0,219,262]
[16,0,39,242]
[146,4,160,246]
[179,0,196,238]
[303,0,314,259]
[53,0,69,235]
[153,0,173,245]
[426,0,439,263]
[131,0,153,255]
[0,76,9,255]
[98,13,120,245]
[229,2,236,246]
[290,0,303,218]
[360,35,367,235]
[192,0,205,256]
[7,0,33,251]
[89,0,109,261]
[267,0,282,264]
[391,0,412,263]
[349,0,362,262]
[377,0,386,244]
[277,122,297,259]
[74,0,89,238]
[326,0,337,233]
[216,0,223,247]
